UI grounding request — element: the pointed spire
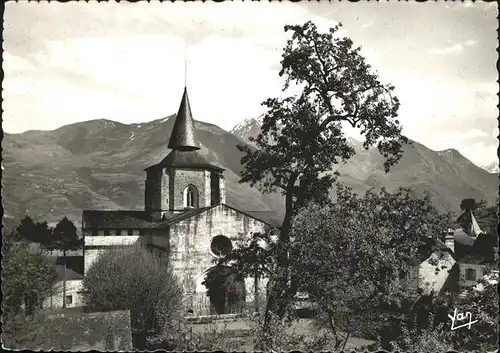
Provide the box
[168,87,201,151]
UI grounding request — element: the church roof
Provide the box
[83,210,153,229]
[145,150,224,172]
[168,87,201,151]
[82,205,282,230]
[82,208,213,230]
[224,206,284,228]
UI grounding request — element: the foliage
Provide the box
[249,312,336,352]
[46,216,82,252]
[290,185,454,347]
[81,244,184,350]
[15,215,52,245]
[388,316,452,353]
[445,276,499,352]
[43,217,82,308]
[202,266,246,314]
[1,236,58,317]
[217,230,279,279]
[460,198,487,212]
[236,20,408,324]
[153,322,244,351]
[385,277,498,352]
[1,235,59,349]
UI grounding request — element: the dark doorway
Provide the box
[202,266,246,314]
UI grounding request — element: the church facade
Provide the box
[82,88,279,315]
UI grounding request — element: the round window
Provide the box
[210,235,233,257]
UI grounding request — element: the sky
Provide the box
[3,1,499,167]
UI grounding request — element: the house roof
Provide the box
[145,150,224,172]
[454,228,476,246]
[168,87,201,151]
[46,255,84,281]
[458,254,495,265]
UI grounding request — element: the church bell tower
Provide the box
[144,87,226,221]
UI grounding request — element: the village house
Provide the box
[81,87,280,315]
[44,255,85,309]
[415,208,498,297]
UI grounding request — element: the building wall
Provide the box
[82,205,272,316]
[161,168,170,210]
[145,169,162,211]
[149,204,270,315]
[418,252,456,295]
[172,169,209,210]
[459,262,488,288]
[44,279,84,309]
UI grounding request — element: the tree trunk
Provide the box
[254,269,259,313]
[62,249,67,309]
[263,173,298,328]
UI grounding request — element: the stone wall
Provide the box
[172,169,209,210]
[459,262,487,288]
[145,168,162,211]
[34,310,133,351]
[155,204,269,315]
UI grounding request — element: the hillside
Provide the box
[3,116,497,230]
[1,116,284,229]
[231,118,498,215]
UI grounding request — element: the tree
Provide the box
[47,217,82,308]
[445,276,499,352]
[15,216,53,246]
[2,234,58,317]
[387,276,499,352]
[81,244,184,350]
[215,230,279,313]
[290,185,453,348]
[236,21,408,326]
[16,216,37,243]
[2,234,59,349]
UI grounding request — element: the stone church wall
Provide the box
[172,169,208,210]
[164,204,269,315]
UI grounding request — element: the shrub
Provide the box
[81,244,183,350]
[249,312,335,352]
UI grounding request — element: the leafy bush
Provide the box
[81,244,183,350]
[249,312,335,352]
[2,236,58,317]
[389,317,452,353]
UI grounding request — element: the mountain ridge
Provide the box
[2,116,497,231]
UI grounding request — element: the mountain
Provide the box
[231,118,498,214]
[230,117,263,147]
[1,116,285,230]
[3,116,497,231]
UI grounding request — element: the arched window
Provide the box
[183,185,198,208]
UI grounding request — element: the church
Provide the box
[82,87,279,315]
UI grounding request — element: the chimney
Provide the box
[445,229,455,254]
